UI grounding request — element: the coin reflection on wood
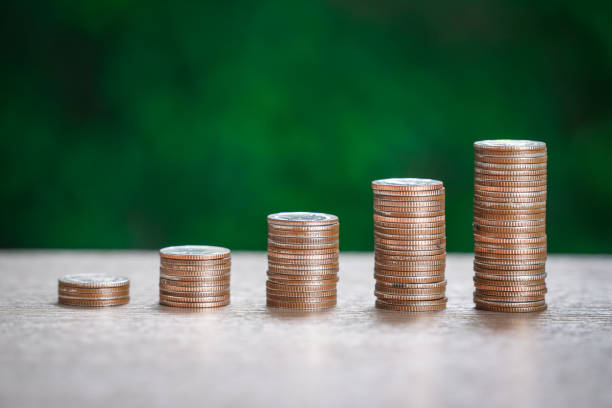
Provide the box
[266,212,339,310]
[58,275,130,307]
[372,178,448,311]
[472,140,548,312]
[159,245,231,308]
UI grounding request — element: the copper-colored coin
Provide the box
[268,251,338,260]
[374,260,445,269]
[371,178,443,191]
[374,198,444,207]
[475,168,548,178]
[267,271,338,280]
[373,194,445,203]
[374,225,445,235]
[374,232,446,242]
[160,267,230,277]
[160,283,230,292]
[474,276,546,287]
[375,300,447,311]
[375,291,445,301]
[267,262,339,271]
[474,288,547,297]
[58,294,130,302]
[267,212,338,226]
[475,161,547,171]
[375,287,446,296]
[374,214,445,224]
[374,268,446,278]
[474,189,547,198]
[474,246,547,255]
[266,299,337,309]
[266,280,337,292]
[474,272,546,282]
[268,246,338,255]
[375,280,446,289]
[59,297,130,307]
[160,258,231,267]
[474,297,545,307]
[159,274,230,287]
[473,263,545,273]
[375,254,446,264]
[160,288,230,297]
[474,154,547,165]
[473,292,545,302]
[473,217,545,227]
[474,206,546,216]
[268,223,340,232]
[159,245,230,261]
[267,259,338,267]
[267,276,339,285]
[159,263,232,273]
[374,273,446,284]
[159,273,231,282]
[374,220,445,230]
[58,286,129,295]
[374,209,446,219]
[58,289,130,299]
[474,303,547,313]
[160,299,230,308]
[266,293,337,302]
[375,238,446,247]
[474,282,547,292]
[474,234,546,245]
[268,236,338,245]
[58,275,129,289]
[473,199,546,209]
[267,289,337,298]
[374,248,446,257]
[160,294,230,303]
[473,223,546,234]
[475,178,547,187]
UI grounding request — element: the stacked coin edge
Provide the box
[472,140,548,312]
[266,212,339,310]
[58,275,130,307]
[159,245,231,308]
[372,178,448,312]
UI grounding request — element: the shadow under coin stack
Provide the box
[372,178,447,311]
[266,212,339,310]
[58,275,130,307]
[159,245,231,308]
[472,140,547,312]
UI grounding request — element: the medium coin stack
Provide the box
[266,212,339,310]
[159,245,231,308]
[472,140,547,312]
[372,178,447,312]
[58,275,130,307]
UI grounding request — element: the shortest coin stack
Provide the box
[159,245,231,308]
[58,275,130,307]
[267,212,339,310]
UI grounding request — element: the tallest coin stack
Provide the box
[472,140,548,312]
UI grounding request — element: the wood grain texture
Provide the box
[0,251,611,408]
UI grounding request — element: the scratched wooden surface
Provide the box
[0,251,610,408]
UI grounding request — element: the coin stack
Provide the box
[58,275,130,307]
[472,140,547,312]
[372,178,447,312]
[159,245,231,308]
[266,212,339,310]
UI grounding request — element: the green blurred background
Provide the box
[2,1,611,252]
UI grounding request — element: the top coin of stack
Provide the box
[472,140,547,312]
[372,178,448,312]
[159,245,231,308]
[266,212,339,310]
[58,275,130,307]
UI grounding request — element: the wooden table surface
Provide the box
[0,251,611,408]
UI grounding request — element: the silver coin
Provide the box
[372,178,443,188]
[268,212,338,224]
[474,140,546,149]
[159,245,230,258]
[58,274,129,288]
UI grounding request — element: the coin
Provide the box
[59,297,130,307]
[268,212,338,226]
[160,299,231,308]
[58,275,129,289]
[159,245,230,260]
[266,299,337,310]
[372,178,443,191]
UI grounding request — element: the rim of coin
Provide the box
[266,299,336,310]
[474,272,547,282]
[474,293,546,302]
[266,289,337,298]
[375,300,447,312]
[374,209,446,218]
[375,291,445,301]
[266,281,337,291]
[374,274,446,284]
[59,297,130,307]
[160,283,230,292]
[474,155,547,165]
[159,273,231,282]
[475,303,547,312]
[267,212,338,226]
[474,282,547,292]
[474,297,545,307]
[160,288,230,296]
[374,215,445,224]
[58,286,130,294]
[58,294,130,301]
[160,294,230,303]
[371,178,443,191]
[474,288,547,297]
[58,275,129,289]
[474,139,546,150]
[159,245,230,260]
[160,299,230,308]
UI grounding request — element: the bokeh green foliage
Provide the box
[2,1,612,252]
